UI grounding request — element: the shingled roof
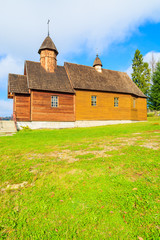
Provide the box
[8,60,146,98]
[64,62,146,98]
[38,36,58,55]
[8,74,29,94]
[25,61,74,93]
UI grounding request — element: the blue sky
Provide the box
[1,0,160,116]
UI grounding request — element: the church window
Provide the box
[91,96,97,106]
[133,97,136,108]
[114,97,119,107]
[51,96,58,108]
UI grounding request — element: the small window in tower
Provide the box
[51,96,58,108]
[133,97,136,108]
[114,97,119,107]
[91,96,97,106]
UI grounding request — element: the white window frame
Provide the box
[51,96,58,108]
[91,95,97,106]
[114,97,119,107]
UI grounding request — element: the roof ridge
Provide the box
[103,68,127,74]
[65,62,128,74]
[25,61,127,75]
[65,62,94,69]
[26,60,64,69]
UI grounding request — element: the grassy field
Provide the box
[0,118,160,239]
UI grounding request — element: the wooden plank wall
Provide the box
[75,90,147,121]
[136,98,147,120]
[15,94,31,121]
[14,90,147,122]
[31,90,75,121]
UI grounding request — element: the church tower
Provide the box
[93,54,103,73]
[38,36,59,72]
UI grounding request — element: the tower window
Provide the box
[114,97,119,107]
[51,96,58,108]
[91,96,97,106]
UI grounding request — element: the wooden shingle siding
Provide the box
[9,74,29,94]
[26,61,74,94]
[75,90,147,121]
[31,90,75,121]
[15,94,31,121]
[65,62,146,98]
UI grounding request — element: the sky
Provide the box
[1,0,160,116]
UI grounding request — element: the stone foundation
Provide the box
[16,121,75,130]
[16,120,144,130]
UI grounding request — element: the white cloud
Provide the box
[0,55,23,90]
[126,51,160,77]
[0,100,13,117]
[144,51,160,69]
[126,65,133,78]
[0,0,160,116]
[0,0,160,60]
[0,55,23,80]
[0,56,23,117]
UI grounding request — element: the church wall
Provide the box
[75,90,147,121]
[15,94,31,121]
[13,90,147,123]
[31,90,75,122]
[136,98,147,121]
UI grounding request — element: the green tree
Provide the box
[149,61,160,110]
[131,49,151,95]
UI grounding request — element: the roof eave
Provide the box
[73,88,147,98]
[29,88,75,94]
[38,48,59,55]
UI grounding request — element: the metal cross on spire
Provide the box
[47,19,50,36]
[96,48,99,57]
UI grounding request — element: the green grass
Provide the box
[0,117,160,239]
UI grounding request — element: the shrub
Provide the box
[147,112,155,117]
[21,125,31,131]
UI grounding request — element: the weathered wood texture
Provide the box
[15,94,31,121]
[14,90,147,122]
[75,90,147,121]
[136,98,147,120]
[40,50,57,72]
[31,90,75,121]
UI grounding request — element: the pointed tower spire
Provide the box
[93,54,103,72]
[38,33,59,72]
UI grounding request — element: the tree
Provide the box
[149,61,160,110]
[131,49,151,95]
[149,52,156,74]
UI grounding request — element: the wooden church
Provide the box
[8,34,147,129]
